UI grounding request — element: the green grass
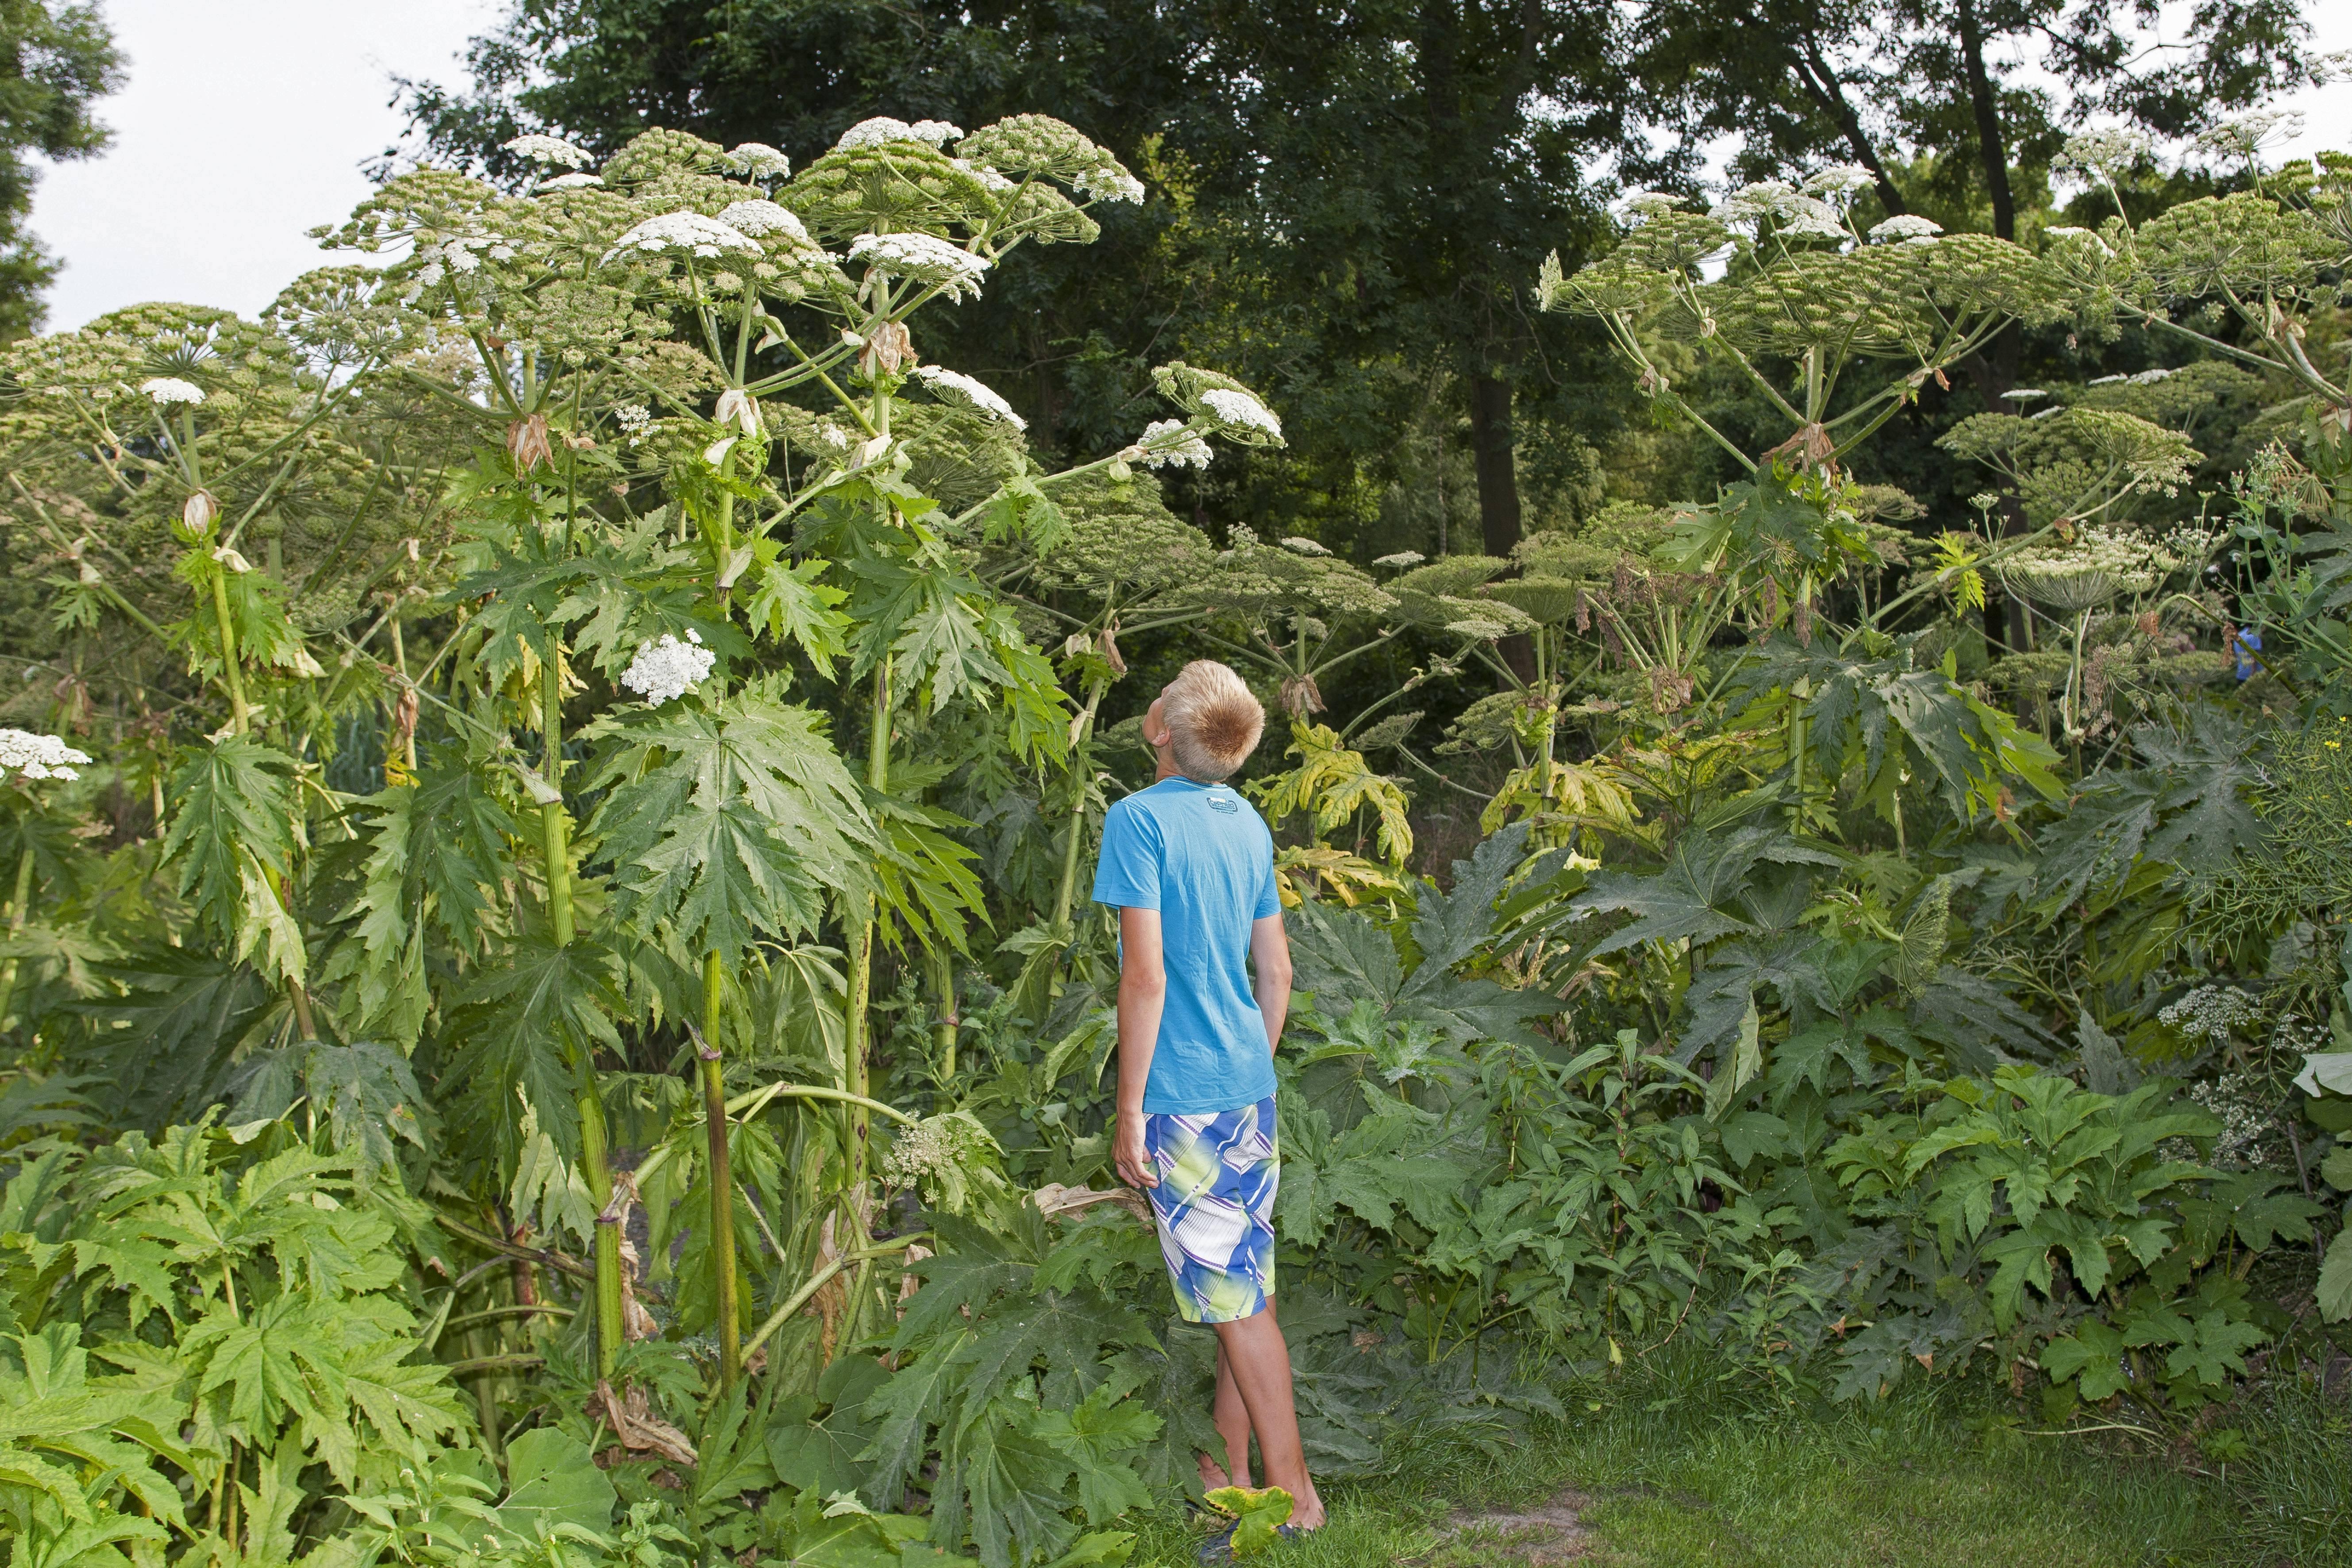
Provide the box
[1117,1348,2348,1568]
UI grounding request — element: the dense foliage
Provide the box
[3,55,2352,1568]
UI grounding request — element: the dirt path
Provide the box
[1434,1487,1597,1564]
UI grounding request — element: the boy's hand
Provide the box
[1114,1110,1158,1190]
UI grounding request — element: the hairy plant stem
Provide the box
[700,950,741,1390]
[925,945,959,1079]
[845,655,893,1193]
[740,1231,929,1360]
[538,649,619,1376]
[582,1087,624,1377]
[2063,606,2093,743]
[208,567,251,736]
[0,844,34,1029]
[389,613,416,776]
[1788,679,1810,829]
[1051,676,1109,929]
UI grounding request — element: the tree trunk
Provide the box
[1952,0,2029,655]
[1468,371,1522,559]
[1468,370,1535,679]
[1953,0,2015,242]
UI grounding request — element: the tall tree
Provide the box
[0,0,121,339]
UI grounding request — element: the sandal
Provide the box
[1196,1524,1238,1564]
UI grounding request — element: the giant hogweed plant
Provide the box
[0,112,1289,1562]
[0,1117,472,1565]
[1493,183,2084,1106]
[2059,119,2352,496]
[320,118,1288,1388]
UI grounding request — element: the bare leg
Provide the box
[1209,1298,1326,1530]
[1201,1338,1255,1489]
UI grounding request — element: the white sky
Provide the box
[35,0,500,331]
[22,0,2352,334]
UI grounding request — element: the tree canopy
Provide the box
[0,0,120,338]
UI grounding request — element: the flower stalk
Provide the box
[539,643,619,1376]
[845,654,893,1191]
[208,566,250,736]
[698,953,742,1390]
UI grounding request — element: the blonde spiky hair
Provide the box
[1162,659,1265,782]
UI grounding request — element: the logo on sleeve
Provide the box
[1207,789,1240,813]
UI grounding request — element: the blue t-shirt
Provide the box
[1091,777,1283,1115]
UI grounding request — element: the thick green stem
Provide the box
[208,567,251,736]
[581,1085,623,1377]
[1051,678,1108,929]
[0,844,33,1029]
[701,950,741,1391]
[539,652,576,945]
[286,971,318,1042]
[389,614,417,776]
[539,650,616,1375]
[924,946,959,1080]
[846,657,893,1190]
[541,803,575,948]
[740,1232,929,1360]
[1788,681,1810,827]
[2064,607,2093,740]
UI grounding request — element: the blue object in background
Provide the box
[2233,628,2262,681]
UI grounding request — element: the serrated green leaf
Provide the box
[587,682,876,955]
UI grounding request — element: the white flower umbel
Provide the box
[504,133,595,169]
[1615,189,1683,220]
[605,211,761,262]
[2197,109,2306,158]
[620,630,716,705]
[2161,983,2260,1045]
[1778,196,1848,239]
[2060,128,2152,176]
[1999,524,2180,610]
[1136,418,1212,469]
[537,173,604,192]
[1802,164,1876,197]
[727,142,790,179]
[833,116,964,153]
[954,158,1017,193]
[910,365,1026,429]
[1710,181,1797,224]
[1869,214,1943,242]
[1075,166,1145,203]
[1280,536,1330,556]
[2003,388,2048,403]
[1373,551,1426,568]
[2045,225,2113,258]
[0,728,90,780]
[141,377,204,406]
[717,199,812,243]
[1199,387,1283,440]
[846,231,990,300]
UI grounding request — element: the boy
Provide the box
[1094,659,1326,1551]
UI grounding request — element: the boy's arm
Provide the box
[1250,912,1292,1057]
[1112,905,1166,1190]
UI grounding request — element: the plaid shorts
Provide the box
[1143,1095,1278,1324]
